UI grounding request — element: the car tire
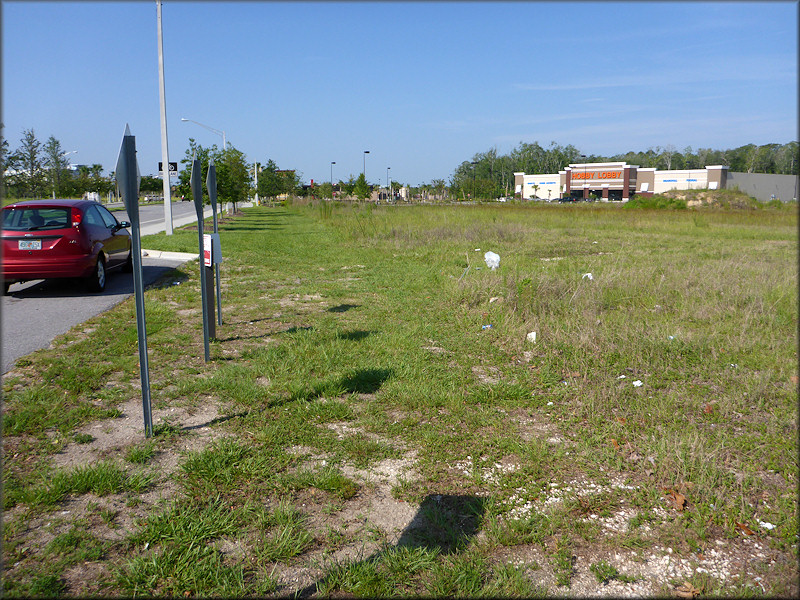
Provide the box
[87,256,106,292]
[122,251,133,273]
[3,281,10,295]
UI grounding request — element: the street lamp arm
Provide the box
[180,118,227,149]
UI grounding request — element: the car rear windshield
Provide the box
[2,207,71,231]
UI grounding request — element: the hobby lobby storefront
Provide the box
[514,162,729,201]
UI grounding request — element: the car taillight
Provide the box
[71,208,83,228]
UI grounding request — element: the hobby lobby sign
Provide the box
[572,171,623,180]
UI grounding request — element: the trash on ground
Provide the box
[668,335,675,340]
[482,324,493,330]
[484,251,500,270]
[547,401,554,406]
[759,521,776,530]
[582,272,593,280]
[526,331,537,343]
[617,375,626,379]
[632,380,643,387]
[489,296,501,303]
[474,248,481,252]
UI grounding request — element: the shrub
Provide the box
[625,194,687,209]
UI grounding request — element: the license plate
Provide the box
[19,239,42,250]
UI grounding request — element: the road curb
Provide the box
[141,249,198,261]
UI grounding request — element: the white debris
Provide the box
[484,251,500,270]
[582,272,593,280]
[617,375,627,379]
[632,380,643,387]
[526,331,537,344]
[759,521,776,530]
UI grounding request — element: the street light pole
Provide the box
[157,0,173,234]
[387,166,391,202]
[471,161,478,201]
[254,162,259,205]
[580,154,587,200]
[363,150,370,178]
[330,161,336,199]
[181,118,226,150]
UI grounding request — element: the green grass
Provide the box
[2,200,797,597]
[589,560,637,584]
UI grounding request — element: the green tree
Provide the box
[256,159,283,201]
[317,181,333,200]
[354,172,370,201]
[340,175,356,198]
[139,175,163,193]
[216,146,250,212]
[175,139,215,201]
[10,129,46,198]
[1,128,10,197]
[43,136,70,198]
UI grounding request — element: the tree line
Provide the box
[449,141,799,200]
[1,128,114,200]
[4,127,795,204]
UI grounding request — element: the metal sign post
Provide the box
[115,125,153,437]
[190,155,212,360]
[206,160,223,325]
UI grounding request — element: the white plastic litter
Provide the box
[617,375,627,379]
[632,380,643,387]
[484,251,500,270]
[582,272,593,280]
[547,401,554,406]
[526,331,537,344]
[759,521,776,530]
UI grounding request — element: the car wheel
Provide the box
[87,256,106,292]
[3,281,10,295]
[122,251,133,273]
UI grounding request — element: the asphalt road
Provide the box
[1,256,191,374]
[1,201,216,375]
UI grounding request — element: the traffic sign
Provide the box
[158,161,178,176]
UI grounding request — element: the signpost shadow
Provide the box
[295,494,488,597]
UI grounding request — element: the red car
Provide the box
[2,199,132,294]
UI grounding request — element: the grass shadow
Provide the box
[395,494,488,554]
[336,330,373,342]
[341,368,391,394]
[328,303,360,313]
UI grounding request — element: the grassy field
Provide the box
[2,200,797,597]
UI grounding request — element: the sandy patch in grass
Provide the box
[472,365,502,385]
[51,397,223,470]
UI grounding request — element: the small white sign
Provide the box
[203,233,222,267]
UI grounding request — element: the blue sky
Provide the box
[2,1,797,186]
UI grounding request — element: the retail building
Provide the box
[514,162,729,201]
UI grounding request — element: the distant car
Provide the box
[558,196,578,203]
[2,199,132,294]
